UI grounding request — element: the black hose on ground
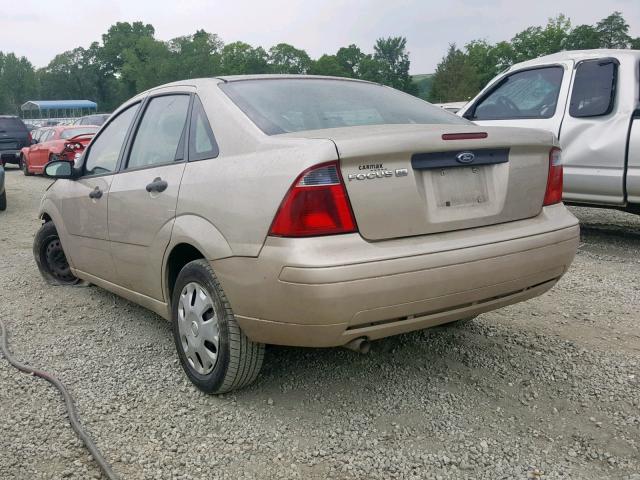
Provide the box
[0,318,119,480]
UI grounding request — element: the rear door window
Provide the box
[188,96,219,161]
[126,95,190,170]
[569,59,618,118]
[472,67,564,120]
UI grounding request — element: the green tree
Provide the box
[220,42,269,75]
[563,25,602,49]
[428,44,479,103]
[168,30,223,79]
[336,44,366,77]
[268,43,312,74]
[100,22,156,75]
[596,12,632,48]
[308,55,349,77]
[631,38,640,49]
[510,15,571,63]
[372,37,416,94]
[0,52,38,114]
[119,36,173,95]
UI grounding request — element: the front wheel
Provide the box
[33,221,79,285]
[21,155,32,176]
[172,259,264,394]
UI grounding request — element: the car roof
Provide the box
[140,74,376,94]
[508,49,640,72]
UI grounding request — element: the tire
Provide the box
[171,259,264,394]
[0,190,6,211]
[33,221,79,285]
[21,155,32,176]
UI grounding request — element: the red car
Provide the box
[20,126,98,175]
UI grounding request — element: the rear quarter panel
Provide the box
[175,83,340,257]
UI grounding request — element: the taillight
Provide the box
[269,161,358,237]
[27,132,33,145]
[543,147,563,206]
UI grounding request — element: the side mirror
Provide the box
[44,160,74,179]
[31,138,38,145]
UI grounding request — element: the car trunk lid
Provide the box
[282,124,555,240]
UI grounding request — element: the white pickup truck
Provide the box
[458,49,640,214]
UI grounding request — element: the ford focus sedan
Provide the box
[35,75,579,393]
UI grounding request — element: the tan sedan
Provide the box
[36,76,579,393]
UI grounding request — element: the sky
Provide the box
[1,0,639,74]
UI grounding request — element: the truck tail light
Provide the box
[543,147,563,206]
[269,161,358,237]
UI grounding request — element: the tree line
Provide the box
[0,11,637,115]
[0,24,415,114]
[429,11,639,103]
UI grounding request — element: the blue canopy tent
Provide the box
[20,100,98,125]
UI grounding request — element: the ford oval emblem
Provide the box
[456,151,475,164]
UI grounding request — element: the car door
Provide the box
[559,58,627,205]
[32,129,54,170]
[461,62,574,138]
[108,93,191,300]
[60,103,141,282]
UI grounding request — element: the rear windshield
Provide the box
[0,117,27,132]
[220,79,468,135]
[61,127,98,139]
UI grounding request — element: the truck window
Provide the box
[569,59,617,118]
[471,66,564,120]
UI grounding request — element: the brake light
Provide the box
[269,161,357,237]
[543,147,563,206]
[27,132,32,144]
[442,132,488,141]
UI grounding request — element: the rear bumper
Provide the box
[212,204,579,347]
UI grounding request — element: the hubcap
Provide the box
[44,238,74,282]
[177,282,220,375]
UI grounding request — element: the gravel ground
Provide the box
[0,166,639,480]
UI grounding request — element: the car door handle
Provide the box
[146,177,168,193]
[88,186,103,199]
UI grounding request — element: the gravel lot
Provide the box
[0,166,639,480]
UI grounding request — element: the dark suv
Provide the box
[0,116,30,167]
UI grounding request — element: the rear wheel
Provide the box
[33,221,78,285]
[171,259,264,394]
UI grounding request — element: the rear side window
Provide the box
[569,59,618,118]
[472,67,564,120]
[0,117,27,132]
[126,95,190,170]
[84,104,139,176]
[188,96,219,161]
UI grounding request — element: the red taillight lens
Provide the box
[543,147,563,206]
[269,161,357,237]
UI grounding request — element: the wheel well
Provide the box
[166,243,205,302]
